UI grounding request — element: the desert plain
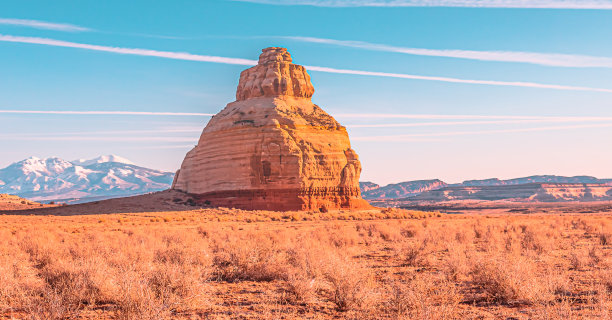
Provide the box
[1,193,612,319]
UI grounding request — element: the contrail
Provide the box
[0,35,258,65]
[305,65,612,93]
[2,34,612,93]
[230,0,612,9]
[353,123,612,141]
[347,118,612,128]
[0,18,90,32]
[285,36,612,68]
[0,110,215,116]
[5,110,612,123]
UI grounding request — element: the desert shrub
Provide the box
[400,225,419,238]
[211,232,288,282]
[597,268,612,293]
[520,228,549,254]
[469,254,556,304]
[599,232,611,246]
[283,271,317,304]
[321,224,361,248]
[321,253,376,312]
[38,261,101,308]
[283,240,325,304]
[146,263,209,312]
[569,248,587,271]
[530,296,576,320]
[442,246,470,282]
[26,288,81,320]
[380,275,462,319]
[401,240,430,267]
[114,268,171,320]
[0,250,44,314]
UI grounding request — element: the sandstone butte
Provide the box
[172,47,371,211]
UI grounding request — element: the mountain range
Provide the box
[0,155,174,203]
[2,155,611,204]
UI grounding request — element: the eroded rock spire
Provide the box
[172,47,370,211]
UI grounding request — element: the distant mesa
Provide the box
[362,175,612,203]
[172,47,371,211]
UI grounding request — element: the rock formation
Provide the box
[172,47,370,211]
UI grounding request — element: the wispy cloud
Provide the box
[0,18,90,32]
[0,35,258,65]
[9,122,610,142]
[353,123,612,141]
[347,118,612,128]
[304,65,612,93]
[5,110,612,123]
[284,36,612,68]
[0,110,214,116]
[231,0,612,9]
[2,34,612,93]
[335,114,544,119]
[4,129,202,137]
[0,135,198,142]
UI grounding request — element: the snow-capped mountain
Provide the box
[72,155,135,167]
[0,155,174,202]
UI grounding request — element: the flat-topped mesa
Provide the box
[236,47,315,101]
[172,47,371,211]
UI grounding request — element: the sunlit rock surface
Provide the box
[172,47,370,211]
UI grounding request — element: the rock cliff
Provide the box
[172,47,370,211]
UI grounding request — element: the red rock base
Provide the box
[191,187,372,211]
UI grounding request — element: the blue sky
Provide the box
[1,0,612,184]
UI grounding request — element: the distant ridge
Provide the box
[0,155,174,203]
[455,175,611,187]
[360,179,447,199]
[407,183,612,202]
[360,175,612,200]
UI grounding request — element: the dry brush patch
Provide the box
[0,211,610,319]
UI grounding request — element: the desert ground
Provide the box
[0,196,611,319]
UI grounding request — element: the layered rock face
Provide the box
[408,183,612,202]
[172,47,370,211]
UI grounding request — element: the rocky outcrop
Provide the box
[0,194,49,210]
[172,47,370,211]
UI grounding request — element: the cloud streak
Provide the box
[0,18,90,32]
[0,35,258,65]
[305,65,612,93]
[5,110,612,123]
[353,123,612,141]
[285,36,612,68]
[0,135,198,142]
[5,121,612,142]
[0,110,215,116]
[231,0,612,9]
[347,118,612,128]
[2,34,612,93]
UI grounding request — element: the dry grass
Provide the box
[0,209,611,319]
